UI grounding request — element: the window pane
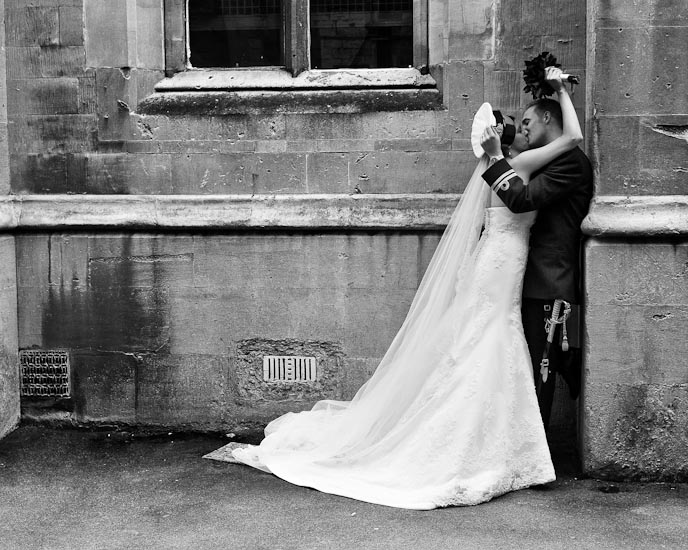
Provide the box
[310,0,413,69]
[188,0,283,68]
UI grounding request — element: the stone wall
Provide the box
[581,0,688,479]
[0,0,20,440]
[7,0,589,433]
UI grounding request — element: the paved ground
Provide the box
[0,425,687,550]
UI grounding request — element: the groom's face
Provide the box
[521,106,547,149]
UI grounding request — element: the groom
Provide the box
[480,83,593,429]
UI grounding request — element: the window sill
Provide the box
[137,68,442,115]
[155,67,436,92]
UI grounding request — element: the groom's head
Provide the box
[521,98,563,149]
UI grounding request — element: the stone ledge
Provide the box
[582,196,688,237]
[155,68,437,91]
[0,194,460,231]
[137,88,443,115]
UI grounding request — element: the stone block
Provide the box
[84,0,130,67]
[582,382,688,480]
[11,153,65,192]
[594,115,640,195]
[360,111,439,139]
[87,152,173,193]
[305,152,348,193]
[596,0,687,26]
[595,26,688,116]
[521,0,586,38]
[484,69,525,114]
[373,138,452,152]
[448,0,495,61]
[348,150,475,194]
[285,113,364,140]
[134,0,164,70]
[5,6,59,47]
[246,115,287,140]
[8,78,79,115]
[131,114,249,141]
[8,115,97,154]
[585,241,688,307]
[637,115,688,195]
[7,45,86,79]
[440,61,484,119]
[96,67,138,141]
[59,6,83,46]
[0,235,19,439]
[71,352,137,423]
[167,152,300,194]
[582,239,688,479]
[134,354,229,429]
[38,242,194,352]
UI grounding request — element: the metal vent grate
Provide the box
[20,350,71,397]
[263,356,317,382]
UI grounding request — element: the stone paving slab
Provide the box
[1,426,687,550]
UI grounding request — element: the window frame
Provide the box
[163,0,430,88]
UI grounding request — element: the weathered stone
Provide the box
[8,114,97,154]
[71,352,137,423]
[234,339,344,405]
[440,61,484,121]
[134,354,229,429]
[0,236,19,439]
[349,150,475,194]
[84,0,130,67]
[7,45,86,78]
[134,0,164,70]
[59,6,83,46]
[168,152,307,194]
[5,6,59,47]
[597,0,687,26]
[583,238,688,480]
[594,26,688,116]
[87,152,172,194]
[521,0,587,40]
[305,152,349,193]
[582,383,688,480]
[447,0,494,61]
[137,89,444,116]
[8,77,79,115]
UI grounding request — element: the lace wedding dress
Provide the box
[228,204,555,510]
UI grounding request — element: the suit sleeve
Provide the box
[482,155,580,213]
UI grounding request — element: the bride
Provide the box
[216,67,583,509]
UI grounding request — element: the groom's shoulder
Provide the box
[550,146,592,174]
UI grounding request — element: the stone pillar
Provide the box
[0,0,20,440]
[581,0,688,478]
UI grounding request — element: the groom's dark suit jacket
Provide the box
[482,148,593,303]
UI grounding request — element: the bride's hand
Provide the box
[545,66,564,92]
[480,126,502,158]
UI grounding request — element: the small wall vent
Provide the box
[20,350,71,397]
[263,355,317,382]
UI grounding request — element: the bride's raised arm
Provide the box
[507,67,583,179]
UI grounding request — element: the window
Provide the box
[151,0,437,111]
[187,0,415,72]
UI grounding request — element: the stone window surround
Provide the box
[145,0,439,113]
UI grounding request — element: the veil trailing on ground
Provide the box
[249,155,493,461]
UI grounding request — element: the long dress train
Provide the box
[225,205,555,510]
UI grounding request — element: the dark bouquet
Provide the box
[523,52,579,99]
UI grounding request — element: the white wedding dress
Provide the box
[228,205,555,510]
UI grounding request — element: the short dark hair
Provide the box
[525,98,562,128]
